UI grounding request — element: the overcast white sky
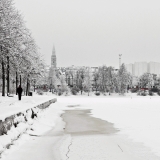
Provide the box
[14,0,160,68]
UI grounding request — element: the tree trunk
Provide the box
[26,78,29,96]
[26,74,30,96]
[26,87,27,95]
[28,81,30,93]
[95,80,97,93]
[2,59,5,96]
[20,75,21,86]
[16,72,18,95]
[7,56,9,96]
[72,76,73,86]
[34,83,35,92]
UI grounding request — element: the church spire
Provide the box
[51,44,56,68]
[52,44,56,55]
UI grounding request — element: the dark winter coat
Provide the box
[17,87,23,95]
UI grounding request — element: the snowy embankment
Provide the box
[57,96,160,158]
[0,95,57,158]
[0,95,56,121]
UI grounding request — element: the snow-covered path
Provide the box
[0,94,56,121]
[1,96,160,160]
[3,117,65,160]
[1,101,67,160]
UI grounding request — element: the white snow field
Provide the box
[1,95,160,160]
[57,96,160,159]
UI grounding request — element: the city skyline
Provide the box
[49,45,160,70]
[14,0,160,68]
[49,46,160,79]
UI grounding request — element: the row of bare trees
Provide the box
[64,64,132,95]
[92,64,132,94]
[0,0,45,96]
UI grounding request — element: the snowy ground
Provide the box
[0,93,55,121]
[58,96,160,158]
[0,93,58,159]
[61,96,160,153]
[1,94,160,159]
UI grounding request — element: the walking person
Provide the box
[17,85,23,100]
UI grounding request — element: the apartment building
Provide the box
[125,62,160,77]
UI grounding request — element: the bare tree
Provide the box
[117,63,132,94]
[0,0,45,96]
[83,68,92,96]
[139,73,154,89]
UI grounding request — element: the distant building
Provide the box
[125,62,160,77]
[48,45,57,89]
[148,62,160,76]
[125,63,133,75]
[133,62,148,77]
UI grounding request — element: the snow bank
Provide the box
[0,102,67,160]
[0,96,57,157]
[0,95,56,121]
